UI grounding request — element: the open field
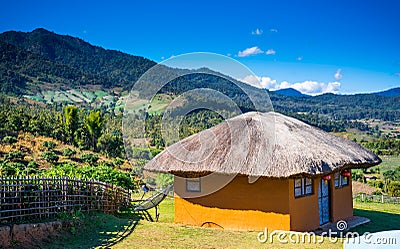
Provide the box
[36,196,400,249]
[24,89,116,109]
[376,155,400,172]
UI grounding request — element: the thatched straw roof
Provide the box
[144,112,381,178]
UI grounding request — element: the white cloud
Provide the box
[240,75,277,89]
[297,56,303,61]
[251,28,263,35]
[270,28,278,32]
[240,75,341,95]
[285,81,341,95]
[266,49,276,55]
[238,46,264,57]
[334,68,343,80]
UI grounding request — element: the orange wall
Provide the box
[174,173,354,231]
[288,178,320,231]
[174,175,291,230]
[330,176,353,222]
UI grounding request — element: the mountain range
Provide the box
[272,88,310,97]
[0,28,399,122]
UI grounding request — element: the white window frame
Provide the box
[334,172,349,188]
[186,178,201,192]
[294,177,313,198]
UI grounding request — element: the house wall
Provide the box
[330,175,353,222]
[288,175,354,231]
[174,173,354,231]
[288,178,320,231]
[174,175,291,231]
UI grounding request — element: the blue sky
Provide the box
[1,0,399,95]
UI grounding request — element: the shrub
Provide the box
[2,136,17,144]
[98,161,114,168]
[42,151,59,163]
[63,148,77,157]
[27,161,40,169]
[388,181,400,197]
[132,148,151,160]
[43,163,138,190]
[42,141,56,151]
[23,167,37,175]
[156,173,174,188]
[149,148,162,157]
[80,153,99,166]
[113,158,124,167]
[5,151,24,160]
[0,163,16,176]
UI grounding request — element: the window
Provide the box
[334,172,349,188]
[186,178,201,192]
[294,177,313,197]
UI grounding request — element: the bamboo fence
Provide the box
[0,177,131,224]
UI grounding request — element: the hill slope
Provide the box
[0,28,399,122]
[374,87,400,97]
[272,88,309,97]
[0,28,156,93]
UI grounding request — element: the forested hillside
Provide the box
[0,28,155,93]
[1,28,399,122]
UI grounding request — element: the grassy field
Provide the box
[35,197,400,249]
[375,155,400,172]
[351,201,400,234]
[38,197,400,249]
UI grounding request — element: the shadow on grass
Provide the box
[39,211,145,249]
[351,208,400,234]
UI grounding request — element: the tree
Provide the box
[156,173,174,188]
[62,106,79,144]
[85,110,103,151]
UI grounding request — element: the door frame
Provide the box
[318,178,332,225]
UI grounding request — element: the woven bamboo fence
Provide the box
[353,193,400,204]
[0,177,131,224]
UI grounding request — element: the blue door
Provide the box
[318,179,330,225]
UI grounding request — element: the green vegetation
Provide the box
[352,201,400,234]
[2,135,17,144]
[40,212,137,249]
[36,197,400,248]
[63,148,76,157]
[43,163,137,190]
[0,28,156,95]
[352,156,400,196]
[80,153,99,166]
[5,150,24,160]
[42,151,59,163]
[42,141,56,150]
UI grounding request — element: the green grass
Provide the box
[94,90,108,98]
[36,195,400,248]
[112,197,341,249]
[148,94,172,115]
[375,155,400,172]
[351,201,400,234]
[40,213,138,249]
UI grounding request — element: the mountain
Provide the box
[0,28,399,122]
[0,28,156,93]
[272,88,309,97]
[374,87,400,97]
